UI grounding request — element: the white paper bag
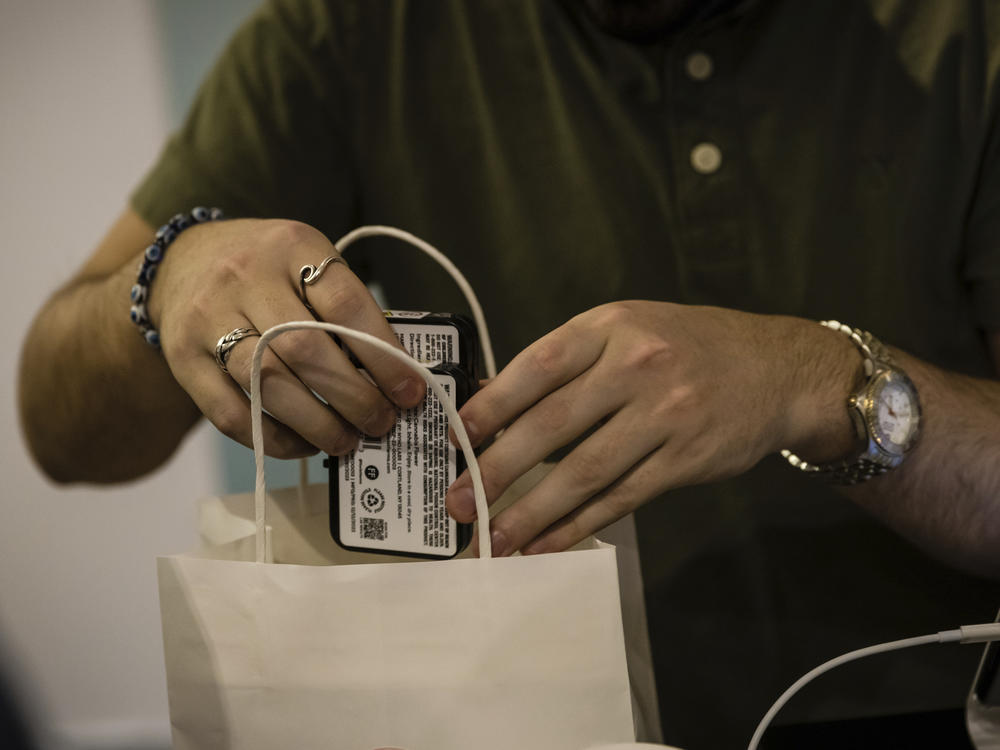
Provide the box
[157,321,636,749]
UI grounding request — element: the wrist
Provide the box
[777,316,862,464]
[130,207,224,348]
[781,321,923,484]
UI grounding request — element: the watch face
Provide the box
[868,371,920,455]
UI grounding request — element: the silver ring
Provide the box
[299,255,348,313]
[214,327,260,374]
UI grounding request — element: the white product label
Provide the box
[392,323,459,366]
[338,372,459,556]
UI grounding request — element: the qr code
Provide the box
[360,517,387,541]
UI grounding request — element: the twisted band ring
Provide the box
[214,327,260,374]
[299,255,349,313]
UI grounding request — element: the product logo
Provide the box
[364,464,379,481]
[360,488,385,514]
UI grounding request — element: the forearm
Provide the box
[449,302,1000,572]
[18,258,200,483]
[841,349,1000,578]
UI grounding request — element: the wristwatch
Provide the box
[781,320,921,485]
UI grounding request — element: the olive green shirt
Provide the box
[134,1,1000,746]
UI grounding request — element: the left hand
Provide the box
[445,301,858,556]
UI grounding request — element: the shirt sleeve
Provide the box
[131,0,358,240]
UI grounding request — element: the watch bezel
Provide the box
[862,369,921,460]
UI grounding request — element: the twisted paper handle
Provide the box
[249,321,491,562]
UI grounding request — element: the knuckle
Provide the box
[536,394,573,434]
[588,301,633,330]
[621,337,672,372]
[260,218,324,250]
[663,382,701,415]
[210,405,249,443]
[179,287,217,331]
[526,336,568,378]
[564,452,607,493]
[213,244,258,287]
[316,281,367,322]
[643,384,699,428]
[257,357,286,385]
[274,328,327,365]
[600,490,635,521]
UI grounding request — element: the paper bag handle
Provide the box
[250,321,492,562]
[333,225,497,379]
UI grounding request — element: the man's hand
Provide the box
[18,209,426,482]
[148,218,425,458]
[445,301,859,556]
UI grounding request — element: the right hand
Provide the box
[148,218,425,458]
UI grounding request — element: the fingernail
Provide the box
[391,378,421,406]
[490,528,510,558]
[448,485,476,522]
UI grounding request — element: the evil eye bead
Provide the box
[133,206,223,348]
[168,212,192,231]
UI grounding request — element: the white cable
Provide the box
[334,224,497,379]
[747,623,1000,750]
[252,321,492,563]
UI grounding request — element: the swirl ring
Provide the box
[299,255,349,313]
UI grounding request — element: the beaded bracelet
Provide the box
[130,206,224,348]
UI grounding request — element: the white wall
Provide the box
[0,2,220,747]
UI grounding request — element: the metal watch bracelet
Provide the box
[781,320,892,486]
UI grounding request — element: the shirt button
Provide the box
[685,51,714,81]
[690,142,722,174]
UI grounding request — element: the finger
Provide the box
[445,366,625,522]
[298,257,426,408]
[519,455,658,555]
[518,440,685,554]
[482,405,668,556]
[455,319,607,448]
[242,292,399,437]
[176,356,317,459]
[222,333,363,456]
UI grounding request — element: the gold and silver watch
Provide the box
[781,320,921,485]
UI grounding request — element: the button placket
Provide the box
[666,38,750,280]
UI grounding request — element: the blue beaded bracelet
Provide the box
[130,206,224,348]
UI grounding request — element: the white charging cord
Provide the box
[748,623,1000,750]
